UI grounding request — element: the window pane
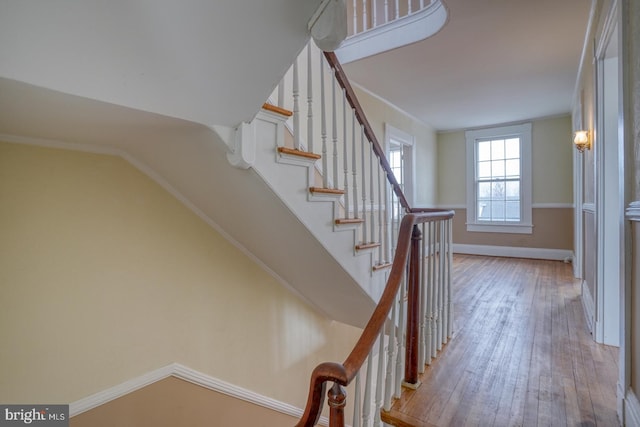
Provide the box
[505,138,520,158]
[506,201,520,221]
[478,161,491,179]
[478,141,491,161]
[492,160,505,178]
[491,201,506,221]
[491,139,504,159]
[505,159,519,178]
[478,202,489,220]
[491,181,505,198]
[506,180,520,198]
[478,182,491,199]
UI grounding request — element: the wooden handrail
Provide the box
[323,51,410,212]
[295,210,454,427]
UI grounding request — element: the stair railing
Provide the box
[349,0,436,36]
[295,211,453,427]
[270,41,454,426]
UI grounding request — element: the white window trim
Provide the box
[385,123,415,206]
[465,123,533,234]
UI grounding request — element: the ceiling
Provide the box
[342,0,593,131]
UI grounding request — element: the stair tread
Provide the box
[356,242,381,250]
[309,187,345,195]
[373,262,392,271]
[277,146,321,160]
[262,103,293,117]
[335,218,365,225]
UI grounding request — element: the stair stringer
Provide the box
[239,109,389,309]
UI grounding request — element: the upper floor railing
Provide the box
[349,0,438,36]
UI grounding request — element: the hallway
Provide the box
[384,255,619,426]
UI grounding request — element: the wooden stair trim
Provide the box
[356,242,381,251]
[277,147,321,160]
[373,262,392,271]
[381,408,433,427]
[309,187,345,195]
[335,218,365,225]
[262,103,293,117]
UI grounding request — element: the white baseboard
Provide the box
[70,363,329,426]
[625,389,640,427]
[453,244,573,261]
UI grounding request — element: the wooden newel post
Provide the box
[328,383,347,427]
[404,224,422,387]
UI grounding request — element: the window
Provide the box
[385,124,414,207]
[465,123,532,234]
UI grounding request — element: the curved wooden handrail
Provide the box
[323,51,410,212]
[295,210,454,427]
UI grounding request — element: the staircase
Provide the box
[216,41,455,426]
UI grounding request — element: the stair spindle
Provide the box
[369,144,375,243]
[361,125,368,243]
[362,0,368,32]
[343,89,350,217]
[418,222,426,373]
[425,221,433,365]
[332,74,339,189]
[383,300,396,411]
[395,276,405,397]
[377,164,384,263]
[447,218,454,338]
[374,332,385,427]
[384,0,389,24]
[320,53,328,187]
[353,372,362,427]
[293,56,301,150]
[395,0,399,19]
[362,352,373,426]
[372,0,377,29]
[307,44,314,153]
[430,221,437,359]
[352,110,359,219]
[353,0,358,34]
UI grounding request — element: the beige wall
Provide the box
[70,377,298,427]
[436,115,574,250]
[354,86,438,206]
[0,142,362,410]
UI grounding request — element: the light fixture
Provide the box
[574,130,590,152]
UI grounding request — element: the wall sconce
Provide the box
[574,130,590,152]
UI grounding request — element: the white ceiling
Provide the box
[342,0,593,131]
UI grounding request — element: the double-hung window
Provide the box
[465,123,532,234]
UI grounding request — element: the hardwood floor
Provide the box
[383,255,619,427]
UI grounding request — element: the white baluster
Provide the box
[372,0,377,29]
[352,111,359,219]
[420,0,424,10]
[385,180,391,262]
[353,372,362,427]
[293,56,300,150]
[374,332,385,427]
[307,44,314,153]
[384,0,389,24]
[353,0,358,34]
[362,0,368,32]
[408,0,412,14]
[430,221,437,359]
[418,222,426,373]
[447,218,454,338]
[361,125,368,243]
[437,220,444,350]
[394,277,405,398]
[369,145,375,242]
[383,298,396,411]
[363,352,373,426]
[439,220,449,347]
[425,221,433,365]
[394,0,399,19]
[320,54,328,187]
[343,89,350,217]
[332,74,339,189]
[377,164,383,263]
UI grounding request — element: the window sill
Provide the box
[466,223,533,234]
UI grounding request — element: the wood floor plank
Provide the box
[383,255,619,427]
